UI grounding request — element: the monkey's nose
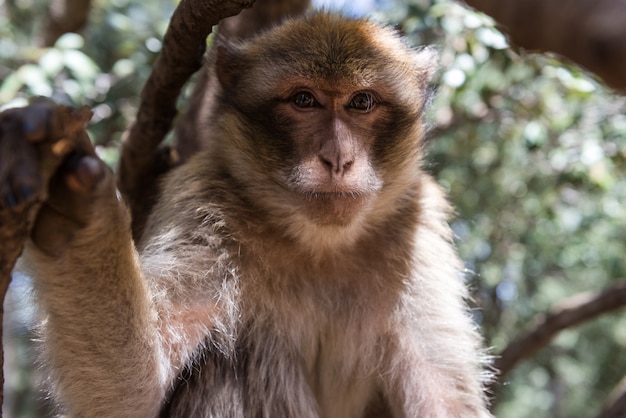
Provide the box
[319,154,355,177]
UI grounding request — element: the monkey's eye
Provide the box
[348,92,375,112]
[293,91,318,109]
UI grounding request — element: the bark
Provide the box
[41,0,92,47]
[462,0,626,91]
[490,281,626,393]
[116,0,256,241]
[0,99,92,411]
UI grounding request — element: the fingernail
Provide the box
[76,156,105,188]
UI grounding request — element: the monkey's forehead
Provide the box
[245,12,436,85]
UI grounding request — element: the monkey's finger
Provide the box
[42,153,111,224]
[22,102,53,143]
[63,130,97,158]
[63,155,106,193]
[31,203,84,256]
[0,112,45,210]
[31,154,112,255]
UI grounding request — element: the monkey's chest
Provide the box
[165,270,392,418]
[240,284,387,417]
[304,329,382,418]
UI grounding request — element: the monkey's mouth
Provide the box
[301,190,366,200]
[295,189,371,225]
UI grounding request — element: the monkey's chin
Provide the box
[299,192,369,226]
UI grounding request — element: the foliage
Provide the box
[386,1,626,417]
[1,0,175,167]
[2,0,626,417]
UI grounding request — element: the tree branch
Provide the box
[41,0,92,47]
[462,0,626,91]
[491,281,626,390]
[117,0,256,240]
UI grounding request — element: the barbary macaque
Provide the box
[12,12,493,418]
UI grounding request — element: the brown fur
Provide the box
[21,12,492,417]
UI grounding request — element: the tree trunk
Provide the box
[462,0,626,91]
[41,0,92,47]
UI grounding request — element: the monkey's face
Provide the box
[262,81,388,226]
[214,13,436,234]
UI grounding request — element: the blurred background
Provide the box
[2,0,626,416]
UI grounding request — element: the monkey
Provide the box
[13,11,493,418]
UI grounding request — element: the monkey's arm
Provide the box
[20,152,174,417]
[382,296,492,418]
[7,113,206,417]
[381,180,493,418]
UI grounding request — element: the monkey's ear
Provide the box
[413,47,439,85]
[215,40,243,90]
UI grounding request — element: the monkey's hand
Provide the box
[31,151,113,256]
[0,98,100,255]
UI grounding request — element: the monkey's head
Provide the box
[212,12,437,249]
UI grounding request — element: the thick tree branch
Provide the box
[41,0,92,47]
[117,0,255,240]
[463,0,626,91]
[492,281,626,389]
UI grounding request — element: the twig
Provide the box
[491,281,626,391]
